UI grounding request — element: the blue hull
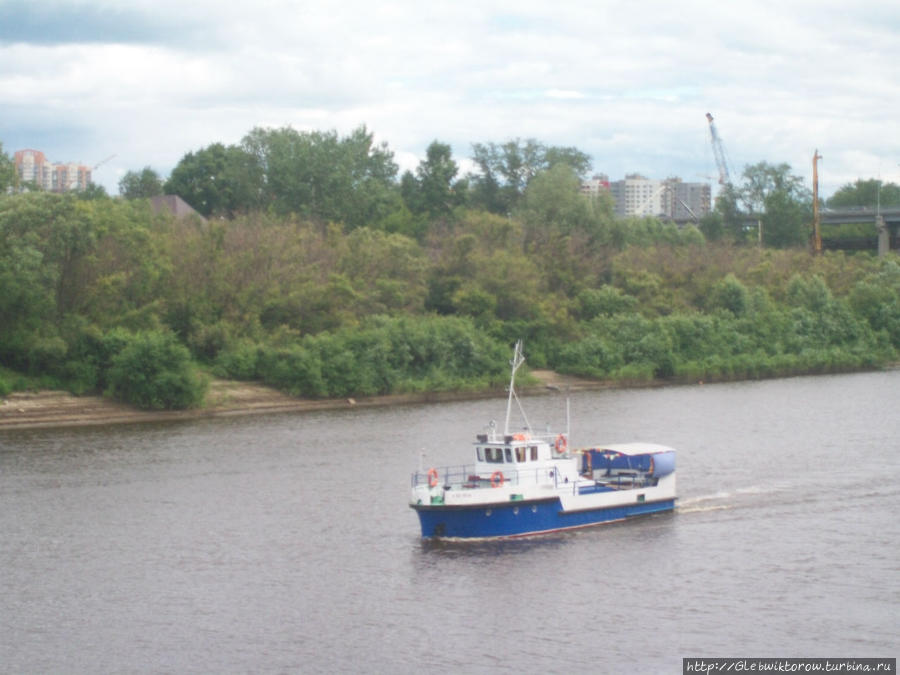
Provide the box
[412,497,675,539]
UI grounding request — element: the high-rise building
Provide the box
[666,178,711,222]
[14,149,52,191]
[13,149,92,192]
[584,173,710,222]
[580,174,610,196]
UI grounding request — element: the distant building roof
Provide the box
[149,194,204,220]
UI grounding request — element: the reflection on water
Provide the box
[1,370,898,672]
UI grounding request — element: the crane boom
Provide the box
[92,154,116,170]
[705,113,731,186]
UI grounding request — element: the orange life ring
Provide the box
[490,471,504,488]
[555,434,568,453]
[427,468,439,488]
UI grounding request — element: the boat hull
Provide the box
[411,496,675,539]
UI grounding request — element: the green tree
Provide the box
[708,273,749,315]
[762,188,811,248]
[165,143,262,216]
[0,142,15,192]
[106,330,207,409]
[468,138,591,214]
[738,162,811,248]
[77,183,110,200]
[241,125,398,228]
[516,164,608,243]
[119,166,164,199]
[826,179,900,208]
[401,141,466,219]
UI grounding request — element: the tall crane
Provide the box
[812,149,822,254]
[92,154,116,170]
[705,113,731,186]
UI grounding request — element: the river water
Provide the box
[1,371,898,673]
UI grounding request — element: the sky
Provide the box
[1,0,898,200]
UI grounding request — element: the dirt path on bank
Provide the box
[0,371,604,431]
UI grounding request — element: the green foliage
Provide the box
[401,141,466,219]
[708,274,749,316]
[106,330,207,409]
[165,142,261,217]
[119,167,164,199]
[229,316,508,398]
[827,179,900,208]
[0,143,14,192]
[517,164,612,249]
[1,132,898,404]
[241,125,398,228]
[468,138,591,214]
[575,286,637,320]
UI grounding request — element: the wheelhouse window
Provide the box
[515,447,525,463]
[485,447,503,463]
[504,447,512,463]
[477,447,484,461]
[530,446,538,461]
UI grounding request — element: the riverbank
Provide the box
[0,370,604,430]
[5,365,895,431]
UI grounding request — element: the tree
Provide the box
[77,183,109,200]
[737,162,811,247]
[165,143,262,216]
[0,142,14,192]
[241,125,398,228]
[516,164,607,241]
[119,167,164,199]
[762,188,810,248]
[401,140,466,219]
[827,179,900,208]
[106,330,207,409]
[739,161,809,213]
[468,138,592,214]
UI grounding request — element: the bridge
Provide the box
[820,207,900,253]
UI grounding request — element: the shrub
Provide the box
[106,330,207,409]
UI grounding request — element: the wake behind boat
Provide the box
[409,341,677,539]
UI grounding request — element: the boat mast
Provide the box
[504,340,531,435]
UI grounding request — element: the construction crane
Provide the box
[812,149,822,254]
[92,154,116,171]
[705,113,731,186]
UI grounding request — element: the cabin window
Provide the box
[515,447,525,463]
[530,446,538,461]
[477,447,484,461]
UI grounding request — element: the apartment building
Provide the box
[13,149,92,192]
[584,173,710,222]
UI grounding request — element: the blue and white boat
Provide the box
[410,341,677,539]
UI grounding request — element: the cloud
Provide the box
[0,1,202,46]
[0,0,898,197]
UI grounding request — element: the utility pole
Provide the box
[812,150,822,254]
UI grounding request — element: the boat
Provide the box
[409,340,677,539]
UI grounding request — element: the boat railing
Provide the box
[411,464,567,489]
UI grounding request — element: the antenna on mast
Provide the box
[504,340,531,435]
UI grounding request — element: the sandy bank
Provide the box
[0,371,604,431]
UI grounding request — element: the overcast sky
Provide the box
[1,0,898,199]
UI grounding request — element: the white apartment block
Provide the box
[14,149,92,192]
[585,173,710,222]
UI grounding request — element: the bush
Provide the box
[106,330,207,409]
[215,339,261,380]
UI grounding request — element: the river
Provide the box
[1,371,898,673]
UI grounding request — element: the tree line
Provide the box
[0,134,898,409]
